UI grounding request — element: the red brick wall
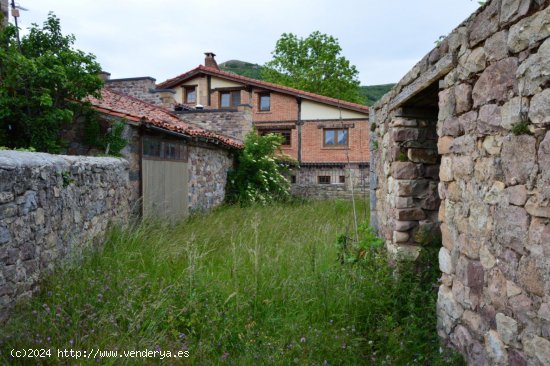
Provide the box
[252,92,298,122]
[300,120,370,163]
[206,86,369,164]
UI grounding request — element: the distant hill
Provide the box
[360,84,395,106]
[219,60,264,80]
[219,59,395,106]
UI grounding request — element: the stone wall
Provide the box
[106,77,176,109]
[188,144,233,212]
[176,108,253,143]
[0,151,130,318]
[290,164,369,200]
[370,1,550,364]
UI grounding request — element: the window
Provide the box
[318,176,331,184]
[143,138,161,158]
[142,137,187,161]
[184,86,196,104]
[259,93,270,111]
[260,129,291,146]
[290,175,297,184]
[324,128,348,147]
[220,91,241,108]
[339,175,346,184]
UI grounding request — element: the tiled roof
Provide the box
[86,88,243,149]
[157,65,369,114]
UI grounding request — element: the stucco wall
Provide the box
[301,100,368,120]
[370,1,550,364]
[0,151,130,319]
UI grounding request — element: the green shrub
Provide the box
[226,130,295,205]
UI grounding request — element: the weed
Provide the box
[511,121,531,135]
[0,146,37,152]
[60,171,74,187]
[397,150,409,162]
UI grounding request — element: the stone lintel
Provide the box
[389,53,457,110]
[395,107,439,120]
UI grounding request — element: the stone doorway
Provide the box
[374,81,442,259]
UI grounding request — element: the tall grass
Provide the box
[0,200,462,365]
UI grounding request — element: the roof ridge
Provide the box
[157,65,368,112]
[103,87,180,117]
[87,88,243,149]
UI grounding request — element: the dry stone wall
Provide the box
[370,1,550,364]
[188,144,233,212]
[176,109,253,143]
[0,151,130,319]
[290,165,369,200]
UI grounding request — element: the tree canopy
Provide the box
[0,13,103,152]
[261,31,365,104]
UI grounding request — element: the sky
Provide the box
[10,0,481,86]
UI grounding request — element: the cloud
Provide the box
[14,0,480,85]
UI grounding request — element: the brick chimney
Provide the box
[204,52,219,70]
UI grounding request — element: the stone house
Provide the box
[82,87,242,219]
[369,0,550,364]
[142,53,371,199]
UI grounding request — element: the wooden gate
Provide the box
[141,136,189,220]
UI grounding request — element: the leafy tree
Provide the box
[262,31,365,104]
[226,130,294,205]
[0,13,103,152]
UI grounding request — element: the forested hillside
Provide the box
[219,59,395,105]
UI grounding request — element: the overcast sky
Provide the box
[11,0,480,86]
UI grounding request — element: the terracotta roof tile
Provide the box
[157,65,369,114]
[86,88,243,149]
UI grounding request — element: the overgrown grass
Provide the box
[0,200,462,365]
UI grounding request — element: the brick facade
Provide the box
[110,53,371,199]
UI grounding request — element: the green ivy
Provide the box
[226,130,295,205]
[82,109,127,156]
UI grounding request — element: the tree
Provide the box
[262,31,365,104]
[0,13,103,152]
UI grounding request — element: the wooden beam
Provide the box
[389,53,456,110]
[395,107,438,120]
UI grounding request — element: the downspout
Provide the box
[207,75,211,106]
[138,126,144,218]
[297,98,302,163]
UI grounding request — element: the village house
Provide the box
[107,53,370,199]
[80,87,242,219]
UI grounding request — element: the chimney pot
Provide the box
[99,71,111,81]
[204,52,219,70]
